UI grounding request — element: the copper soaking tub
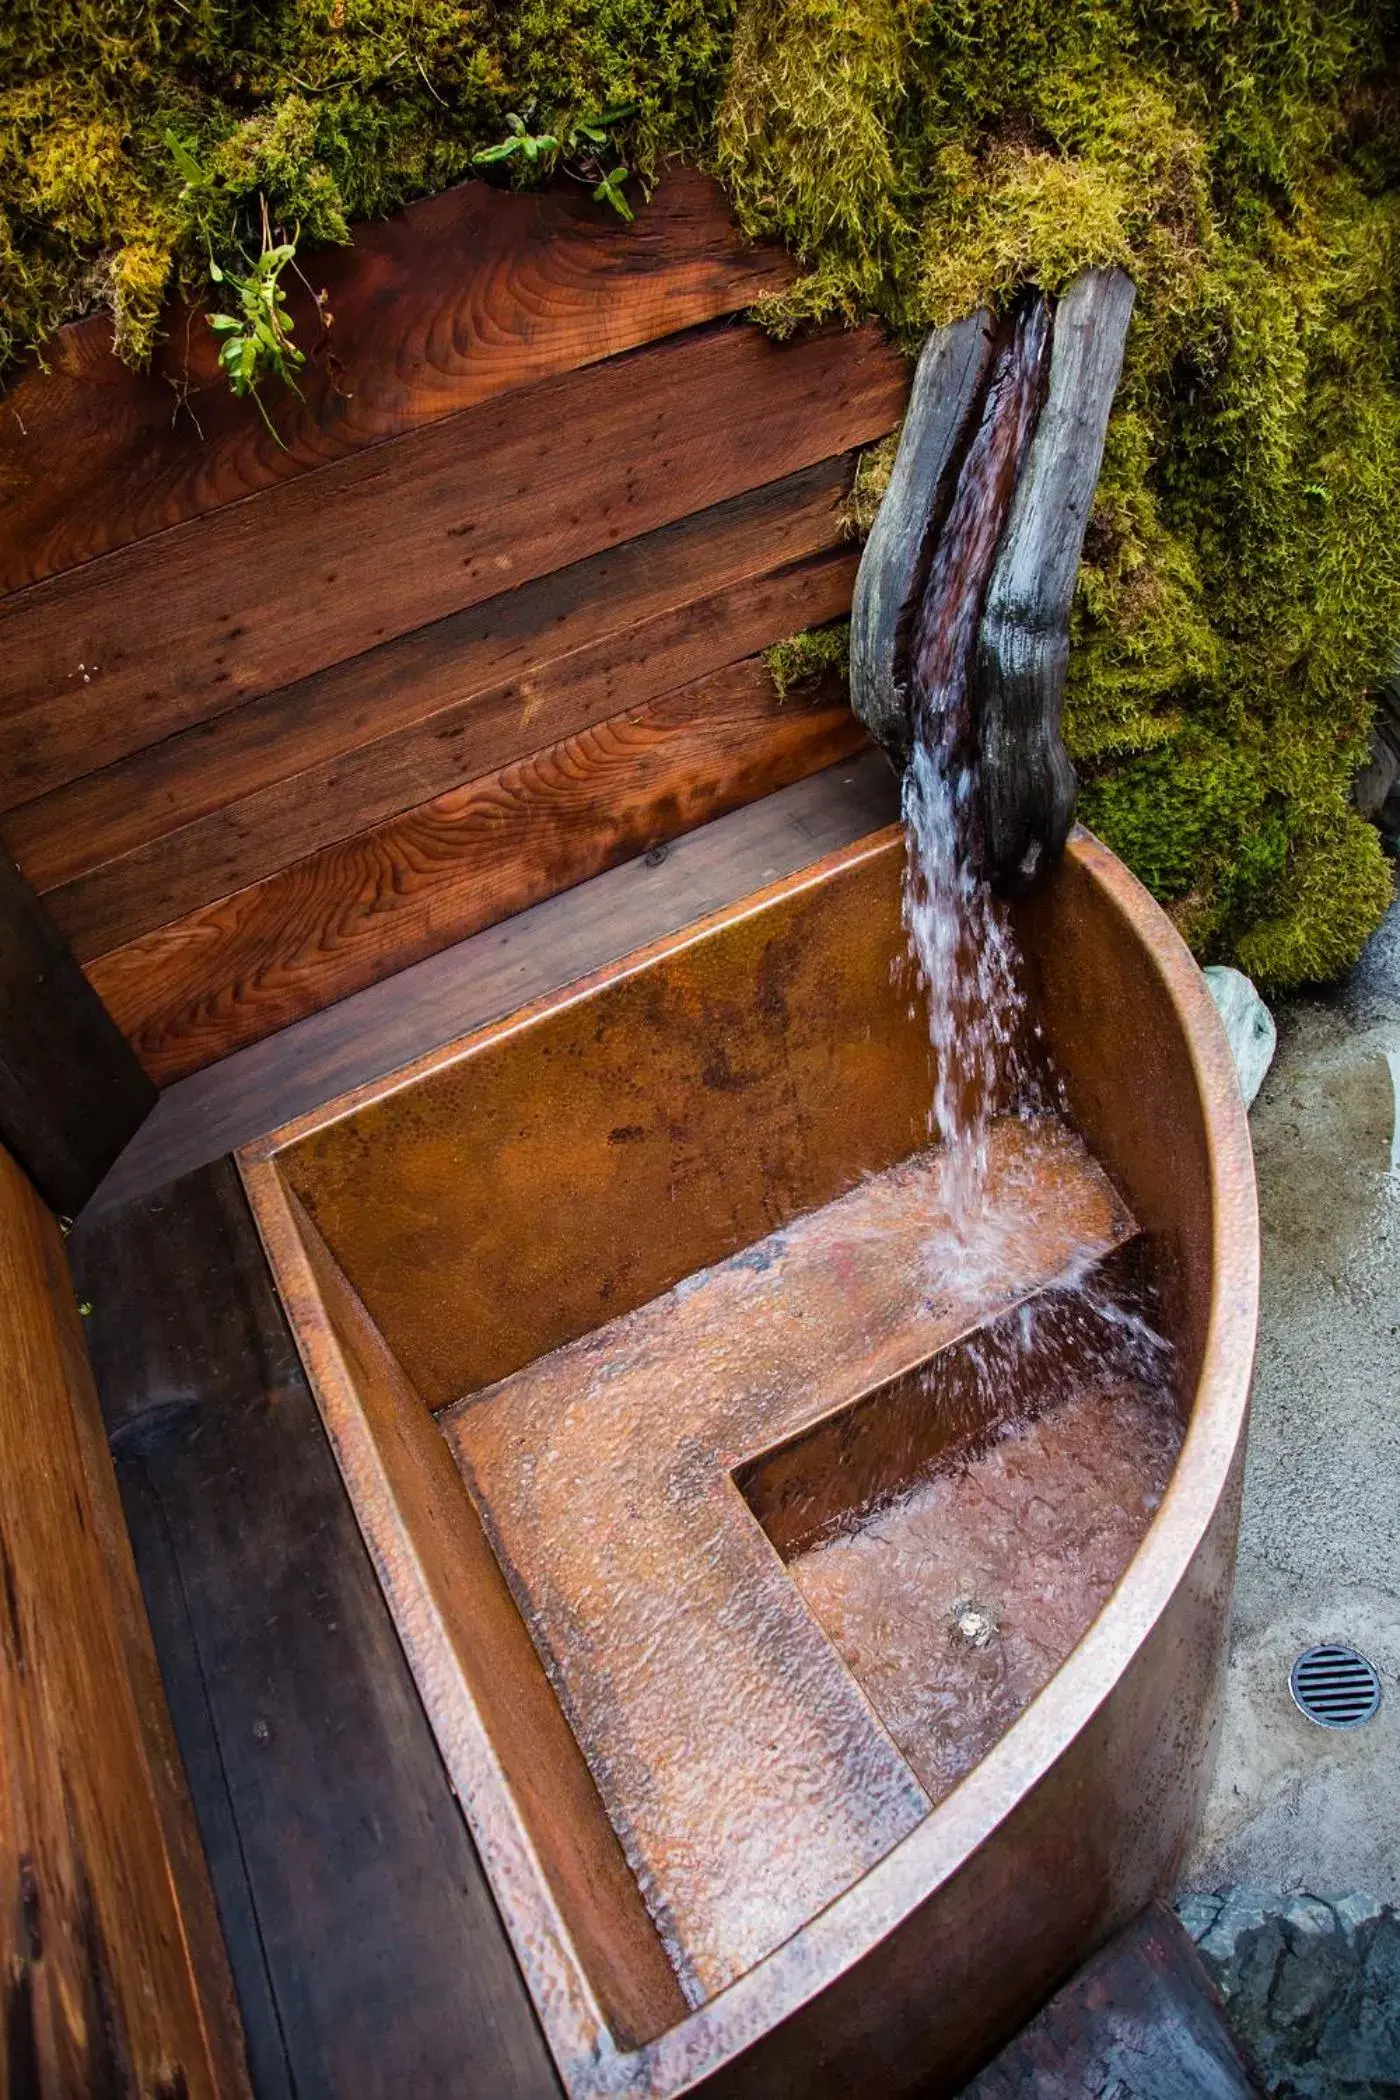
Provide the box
[240,824,1258,2099]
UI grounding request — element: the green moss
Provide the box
[721,0,1400,984]
[764,618,850,697]
[715,0,912,330]
[4,0,1400,982]
[842,431,900,537]
[0,0,732,365]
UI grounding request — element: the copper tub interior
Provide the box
[240,826,1239,2092]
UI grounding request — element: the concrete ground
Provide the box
[1183,896,1400,1902]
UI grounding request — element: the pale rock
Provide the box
[1194,1884,1277,1963]
[1279,1893,1339,1937]
[1332,1890,1387,1934]
[1175,1891,1224,1943]
[1204,965,1277,1108]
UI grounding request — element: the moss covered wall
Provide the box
[4,0,1399,983]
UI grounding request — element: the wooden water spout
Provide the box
[851,268,1135,890]
[847,311,996,764]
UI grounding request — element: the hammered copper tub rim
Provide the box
[241,822,1259,2100]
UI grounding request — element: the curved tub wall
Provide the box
[241,824,1258,2100]
[1015,829,1253,1404]
[675,828,1259,2097]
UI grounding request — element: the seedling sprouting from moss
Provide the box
[592,167,635,223]
[166,131,329,441]
[471,112,560,168]
[206,201,305,441]
[472,103,639,220]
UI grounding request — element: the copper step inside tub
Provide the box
[240,824,1258,2100]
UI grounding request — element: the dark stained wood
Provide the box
[0,169,792,595]
[29,536,860,960]
[105,1454,295,2100]
[976,267,1135,888]
[69,1158,562,2100]
[0,849,154,1216]
[7,458,854,906]
[80,754,902,1224]
[44,1240,252,2100]
[0,320,905,806]
[87,658,869,1084]
[849,311,993,761]
[0,1141,250,2098]
[962,1901,1264,2097]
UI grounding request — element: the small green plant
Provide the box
[166,131,331,439]
[472,102,640,220]
[206,200,305,438]
[470,111,560,169]
[591,166,634,223]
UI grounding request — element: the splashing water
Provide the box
[894,293,1179,1449]
[902,738,1030,1232]
[901,297,1051,1233]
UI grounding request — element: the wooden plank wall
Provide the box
[0,1141,249,2096]
[0,170,907,1085]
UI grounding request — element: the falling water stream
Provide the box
[893,290,1182,1357]
[785,294,1189,1800]
[901,297,1051,1235]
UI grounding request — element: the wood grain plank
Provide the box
[963,1902,1264,2097]
[43,1242,253,2100]
[105,1456,297,2100]
[69,1158,562,2100]
[0,320,904,805]
[0,849,154,1216]
[0,168,791,595]
[0,1142,251,2097]
[80,753,901,1223]
[7,455,855,909]
[46,543,857,961]
[89,660,869,1084]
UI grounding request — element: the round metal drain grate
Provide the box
[1290,1644,1383,1729]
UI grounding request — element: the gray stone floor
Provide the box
[1178,1888,1400,2097]
[1182,898,1400,1903]
[1172,898,1400,2092]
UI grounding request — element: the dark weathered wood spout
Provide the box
[850,268,1135,890]
[909,296,1052,778]
[977,269,1137,887]
[849,313,996,765]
